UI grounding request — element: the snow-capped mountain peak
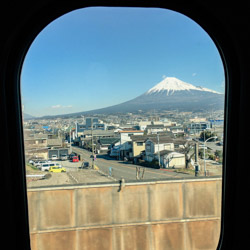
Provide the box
[146,77,220,95]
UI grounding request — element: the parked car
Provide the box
[60,154,68,161]
[79,161,89,169]
[49,166,66,173]
[69,152,77,160]
[34,160,51,167]
[29,159,35,165]
[72,156,79,162]
[38,163,61,171]
[51,155,58,160]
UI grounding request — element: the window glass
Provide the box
[22,7,224,250]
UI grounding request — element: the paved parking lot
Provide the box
[56,159,82,171]
[26,159,113,188]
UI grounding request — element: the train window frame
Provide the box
[2,1,245,250]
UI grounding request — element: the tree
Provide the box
[182,141,196,168]
[200,130,217,141]
[214,150,223,163]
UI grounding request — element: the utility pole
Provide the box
[91,118,95,169]
[69,128,72,153]
[157,133,161,168]
[203,131,206,175]
[203,135,217,176]
[194,142,199,176]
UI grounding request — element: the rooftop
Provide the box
[119,130,144,133]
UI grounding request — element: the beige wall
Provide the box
[28,178,222,250]
[132,141,145,157]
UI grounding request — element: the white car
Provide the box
[60,154,68,161]
[39,163,62,171]
[51,155,58,160]
[34,160,51,167]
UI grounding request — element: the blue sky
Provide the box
[21,7,225,117]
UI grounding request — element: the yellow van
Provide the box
[49,166,66,173]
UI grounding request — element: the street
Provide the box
[70,146,192,181]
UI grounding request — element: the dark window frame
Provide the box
[1,1,248,249]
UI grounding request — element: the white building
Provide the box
[145,137,174,162]
[110,130,144,158]
[159,150,185,169]
[119,130,144,144]
[138,121,151,131]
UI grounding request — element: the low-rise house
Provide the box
[47,138,63,148]
[138,121,151,131]
[146,124,165,134]
[96,137,120,154]
[24,137,47,148]
[119,130,144,144]
[110,130,144,159]
[132,139,146,158]
[110,145,121,158]
[145,137,174,162]
[82,129,116,138]
[128,134,150,161]
[173,139,189,149]
[170,126,185,136]
[158,150,185,168]
[119,130,144,159]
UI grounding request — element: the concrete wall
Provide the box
[27,178,222,250]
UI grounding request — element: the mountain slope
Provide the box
[23,112,36,120]
[43,77,224,118]
[83,77,224,114]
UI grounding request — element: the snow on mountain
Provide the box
[146,77,221,95]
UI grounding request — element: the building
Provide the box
[76,123,86,136]
[159,150,185,169]
[138,121,151,131]
[145,137,174,162]
[146,124,165,134]
[93,123,105,130]
[86,117,99,129]
[169,126,185,136]
[48,148,69,160]
[119,130,144,144]
[96,137,120,154]
[110,130,144,159]
[186,121,211,134]
[132,138,146,158]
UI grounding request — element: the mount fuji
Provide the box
[146,77,221,96]
[79,77,224,114]
[47,77,224,118]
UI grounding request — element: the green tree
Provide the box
[200,130,217,141]
[215,150,223,163]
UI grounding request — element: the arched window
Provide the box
[4,2,247,250]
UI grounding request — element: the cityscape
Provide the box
[24,105,224,187]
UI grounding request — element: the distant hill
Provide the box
[23,112,35,120]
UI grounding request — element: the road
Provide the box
[205,141,223,152]
[71,146,192,181]
[192,137,223,152]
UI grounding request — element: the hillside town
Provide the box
[24,109,223,186]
